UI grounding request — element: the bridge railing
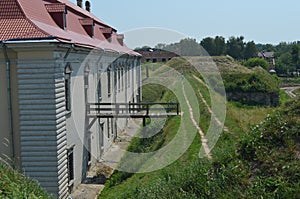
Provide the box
[87,102,180,117]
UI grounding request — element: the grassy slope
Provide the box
[295,88,300,96]
[100,57,299,198]
[0,163,50,198]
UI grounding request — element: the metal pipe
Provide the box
[1,41,15,162]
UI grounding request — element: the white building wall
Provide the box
[0,43,141,198]
[0,54,12,165]
[16,48,68,199]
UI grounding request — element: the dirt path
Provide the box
[182,82,212,159]
[193,75,231,134]
[281,86,300,98]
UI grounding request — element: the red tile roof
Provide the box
[45,3,66,13]
[0,0,50,40]
[79,18,94,26]
[0,0,140,56]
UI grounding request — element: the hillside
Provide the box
[99,57,298,198]
[185,56,280,106]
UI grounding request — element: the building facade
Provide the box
[0,0,141,198]
[136,48,179,63]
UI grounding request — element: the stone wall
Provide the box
[226,92,279,107]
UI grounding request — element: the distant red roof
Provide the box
[0,0,140,56]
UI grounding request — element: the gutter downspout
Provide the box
[1,41,15,162]
[64,44,74,61]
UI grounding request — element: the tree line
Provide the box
[150,36,300,75]
[153,36,257,60]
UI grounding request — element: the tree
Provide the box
[214,36,226,56]
[276,52,295,74]
[200,37,215,55]
[291,44,300,67]
[226,36,245,59]
[162,38,203,56]
[243,41,258,59]
[200,36,226,56]
[155,43,167,50]
[244,58,269,70]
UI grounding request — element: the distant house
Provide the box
[0,0,141,198]
[258,51,276,71]
[136,48,179,63]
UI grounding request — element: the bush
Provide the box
[0,163,50,198]
[244,58,269,70]
[238,98,300,198]
[223,67,279,93]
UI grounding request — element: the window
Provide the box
[67,145,75,184]
[118,67,121,92]
[127,65,130,88]
[84,65,90,88]
[45,4,67,30]
[79,18,94,38]
[121,67,124,91]
[97,80,102,102]
[117,34,124,46]
[113,66,117,95]
[132,63,135,88]
[113,118,117,141]
[99,122,104,159]
[107,67,111,97]
[100,27,113,42]
[65,63,72,112]
[106,118,110,139]
[87,136,91,164]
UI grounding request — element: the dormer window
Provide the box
[45,3,67,29]
[100,27,112,42]
[79,18,94,38]
[117,34,124,46]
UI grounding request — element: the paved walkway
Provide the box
[70,118,142,199]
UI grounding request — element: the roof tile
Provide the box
[0,0,49,40]
[45,3,66,13]
[0,0,140,56]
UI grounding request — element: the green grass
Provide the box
[141,62,165,80]
[99,58,299,199]
[280,89,292,105]
[294,88,300,97]
[280,77,300,86]
[0,163,51,198]
[226,102,275,133]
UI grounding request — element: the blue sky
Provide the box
[70,0,300,47]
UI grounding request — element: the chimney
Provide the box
[85,1,91,12]
[77,0,82,8]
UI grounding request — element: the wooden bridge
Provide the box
[86,102,180,127]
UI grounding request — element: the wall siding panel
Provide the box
[18,60,68,199]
